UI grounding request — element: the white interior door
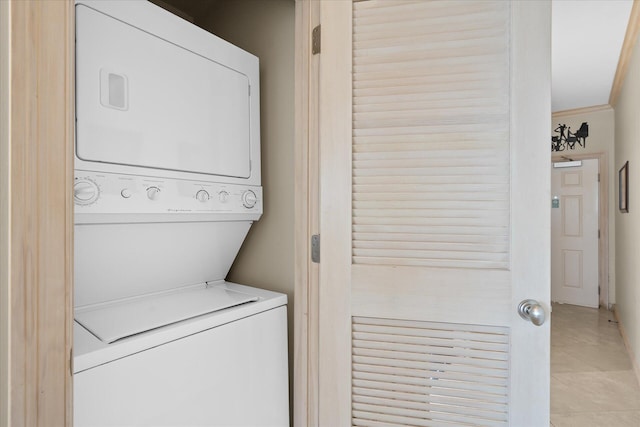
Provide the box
[551,159,599,308]
[317,1,551,425]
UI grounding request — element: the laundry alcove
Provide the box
[150,0,297,418]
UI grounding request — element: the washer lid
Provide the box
[75,286,258,344]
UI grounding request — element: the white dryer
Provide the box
[73,1,288,426]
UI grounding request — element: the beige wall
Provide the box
[0,1,10,425]
[551,108,616,304]
[198,0,296,401]
[614,33,640,371]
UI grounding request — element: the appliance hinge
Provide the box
[598,287,601,296]
[248,85,251,96]
[598,173,601,182]
[311,234,320,263]
[312,25,321,55]
[598,229,601,239]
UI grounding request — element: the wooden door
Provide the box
[316,1,551,425]
[551,159,599,308]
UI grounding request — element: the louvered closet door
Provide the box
[317,1,551,426]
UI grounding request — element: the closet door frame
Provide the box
[1,1,75,426]
[293,0,321,426]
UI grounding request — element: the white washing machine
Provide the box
[73,1,288,425]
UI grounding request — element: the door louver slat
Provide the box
[352,0,510,270]
[352,316,509,426]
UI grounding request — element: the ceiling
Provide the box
[552,0,633,112]
[152,0,633,114]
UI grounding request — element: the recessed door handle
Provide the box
[518,299,546,326]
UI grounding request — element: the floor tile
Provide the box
[552,343,632,373]
[551,303,640,425]
[550,411,640,427]
[551,370,640,413]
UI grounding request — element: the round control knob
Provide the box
[121,188,132,199]
[196,189,210,203]
[74,179,100,206]
[146,186,160,201]
[242,190,258,209]
[218,190,229,203]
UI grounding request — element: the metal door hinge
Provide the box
[598,173,601,182]
[311,234,320,263]
[69,348,73,376]
[598,229,601,239]
[312,25,321,55]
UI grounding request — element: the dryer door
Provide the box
[76,4,252,179]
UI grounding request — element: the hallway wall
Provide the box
[614,31,640,374]
[551,108,616,305]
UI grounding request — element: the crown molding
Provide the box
[610,0,640,106]
[552,104,613,118]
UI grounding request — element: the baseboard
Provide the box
[613,304,640,385]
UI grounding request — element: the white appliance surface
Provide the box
[73,171,263,222]
[74,288,288,427]
[76,284,258,344]
[73,1,287,425]
[76,4,251,178]
[74,282,287,374]
[75,0,261,187]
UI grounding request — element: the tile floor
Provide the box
[551,303,640,426]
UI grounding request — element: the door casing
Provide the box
[293,1,320,426]
[0,1,75,426]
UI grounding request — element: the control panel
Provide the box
[73,172,262,216]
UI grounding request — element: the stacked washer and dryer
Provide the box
[72,1,288,425]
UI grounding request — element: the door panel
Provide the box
[353,266,510,326]
[318,1,551,425]
[551,159,599,308]
[352,0,511,270]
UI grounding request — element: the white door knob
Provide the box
[518,299,546,326]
